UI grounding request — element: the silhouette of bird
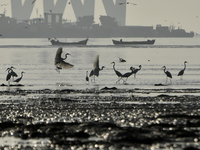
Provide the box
[133,65,142,78]
[54,47,74,73]
[89,55,105,82]
[32,0,36,4]
[119,67,135,84]
[14,72,25,83]
[178,61,188,80]
[6,66,18,81]
[86,71,89,82]
[119,57,126,62]
[119,2,137,5]
[111,62,122,83]
[162,66,172,84]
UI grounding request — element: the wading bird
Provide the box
[6,66,18,81]
[86,71,89,83]
[133,65,142,78]
[54,47,74,73]
[14,72,25,83]
[178,61,188,80]
[111,62,122,83]
[162,66,172,84]
[119,67,135,84]
[89,55,105,82]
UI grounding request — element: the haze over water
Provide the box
[0,37,200,92]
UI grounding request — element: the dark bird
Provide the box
[32,0,36,4]
[89,55,105,82]
[119,2,137,5]
[119,67,135,84]
[86,71,89,82]
[14,72,25,83]
[54,47,74,73]
[133,65,142,78]
[111,62,122,83]
[6,66,18,81]
[178,61,188,80]
[119,57,126,62]
[162,66,172,84]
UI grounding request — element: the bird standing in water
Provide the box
[54,47,74,73]
[119,67,135,84]
[86,71,89,83]
[14,72,25,83]
[178,61,188,80]
[89,55,105,82]
[162,66,172,84]
[133,65,142,78]
[111,62,122,83]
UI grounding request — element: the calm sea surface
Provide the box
[0,37,200,91]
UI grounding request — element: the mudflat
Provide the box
[0,88,200,150]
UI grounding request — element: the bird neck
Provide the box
[100,67,104,70]
[112,63,116,70]
[63,55,68,60]
[184,62,186,70]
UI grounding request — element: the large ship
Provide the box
[0,14,194,38]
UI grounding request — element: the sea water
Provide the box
[0,37,200,91]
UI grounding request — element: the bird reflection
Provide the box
[54,47,74,73]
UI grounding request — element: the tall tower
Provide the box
[11,0,34,20]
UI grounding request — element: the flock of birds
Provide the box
[4,47,188,86]
[5,66,25,86]
[54,47,188,85]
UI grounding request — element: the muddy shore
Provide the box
[0,87,200,149]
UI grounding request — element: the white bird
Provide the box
[54,47,74,73]
[89,55,105,82]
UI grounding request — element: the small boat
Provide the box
[49,38,89,46]
[112,39,155,45]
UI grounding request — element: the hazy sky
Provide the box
[0,0,200,33]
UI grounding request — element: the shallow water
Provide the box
[0,37,200,91]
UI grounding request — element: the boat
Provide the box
[49,38,89,46]
[112,39,155,45]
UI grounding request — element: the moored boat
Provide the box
[112,39,155,45]
[49,38,89,46]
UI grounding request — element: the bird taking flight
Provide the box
[54,47,74,73]
[6,66,18,81]
[111,62,122,83]
[119,2,137,5]
[162,66,172,84]
[89,55,105,82]
[14,72,25,83]
[178,61,188,80]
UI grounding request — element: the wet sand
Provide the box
[0,87,200,150]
